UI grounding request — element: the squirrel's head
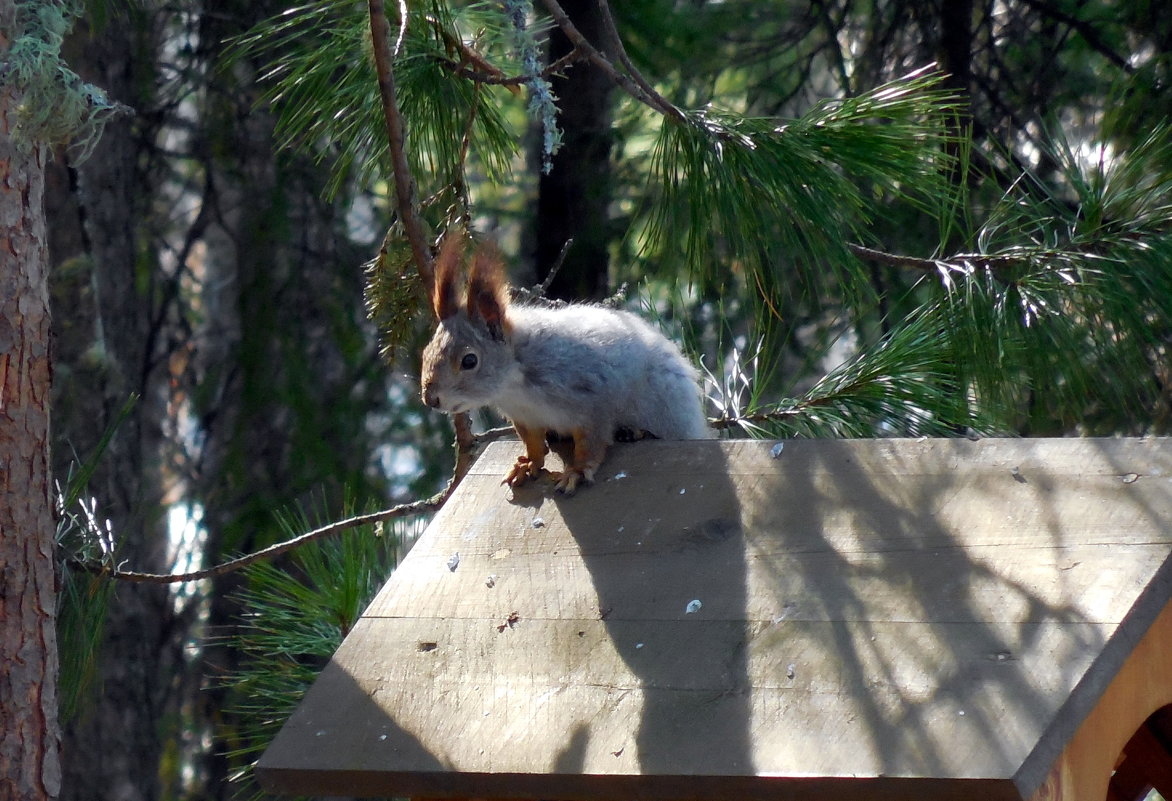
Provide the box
[420,234,514,414]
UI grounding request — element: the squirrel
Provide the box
[420,233,712,494]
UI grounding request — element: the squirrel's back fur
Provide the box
[494,303,711,442]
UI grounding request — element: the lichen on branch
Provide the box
[2,0,130,158]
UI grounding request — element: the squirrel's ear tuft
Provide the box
[432,231,465,321]
[467,244,510,342]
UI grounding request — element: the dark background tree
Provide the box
[46,2,401,796]
[48,9,175,798]
[532,0,616,300]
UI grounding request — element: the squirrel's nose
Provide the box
[422,387,441,408]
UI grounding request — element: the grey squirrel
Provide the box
[420,233,712,493]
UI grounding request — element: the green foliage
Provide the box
[222,508,419,798]
[224,0,1172,442]
[931,125,1172,433]
[692,118,1172,438]
[56,565,116,724]
[644,68,960,304]
[217,2,1172,441]
[717,310,995,439]
[47,3,1172,798]
[231,0,520,200]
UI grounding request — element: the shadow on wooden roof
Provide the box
[258,438,1172,801]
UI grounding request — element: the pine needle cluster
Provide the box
[221,509,419,799]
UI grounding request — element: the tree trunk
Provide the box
[0,51,63,801]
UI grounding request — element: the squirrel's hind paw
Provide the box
[551,467,594,495]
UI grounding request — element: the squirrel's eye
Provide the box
[460,353,479,371]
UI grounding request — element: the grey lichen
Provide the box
[2,0,131,160]
[503,0,562,174]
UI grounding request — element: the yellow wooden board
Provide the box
[257,438,1172,800]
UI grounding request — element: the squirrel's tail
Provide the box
[647,359,713,440]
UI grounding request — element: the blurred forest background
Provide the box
[17,0,1172,797]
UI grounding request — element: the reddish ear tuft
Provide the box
[467,244,510,341]
[432,231,465,321]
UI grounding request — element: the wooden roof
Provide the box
[258,438,1172,800]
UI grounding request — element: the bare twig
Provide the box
[505,239,574,307]
[848,242,1073,276]
[69,0,496,588]
[540,237,574,294]
[539,0,687,124]
[601,281,628,309]
[70,496,447,585]
[709,409,804,431]
[848,243,942,272]
[592,0,684,124]
[67,423,523,585]
[436,48,586,89]
[368,0,434,286]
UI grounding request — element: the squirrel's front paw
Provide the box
[502,456,541,488]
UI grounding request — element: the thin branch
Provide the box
[364,0,495,560]
[70,496,446,585]
[66,423,524,585]
[539,0,687,124]
[601,281,629,309]
[437,51,585,89]
[592,0,684,123]
[1016,0,1133,74]
[848,243,942,271]
[73,7,506,588]
[541,237,574,294]
[847,242,1071,275]
[368,0,434,286]
[710,408,802,430]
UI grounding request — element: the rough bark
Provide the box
[0,47,63,801]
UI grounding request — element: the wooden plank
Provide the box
[258,438,1172,800]
[263,615,1115,776]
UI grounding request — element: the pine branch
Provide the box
[365,1,491,522]
[367,0,434,286]
[849,242,1089,277]
[709,408,803,430]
